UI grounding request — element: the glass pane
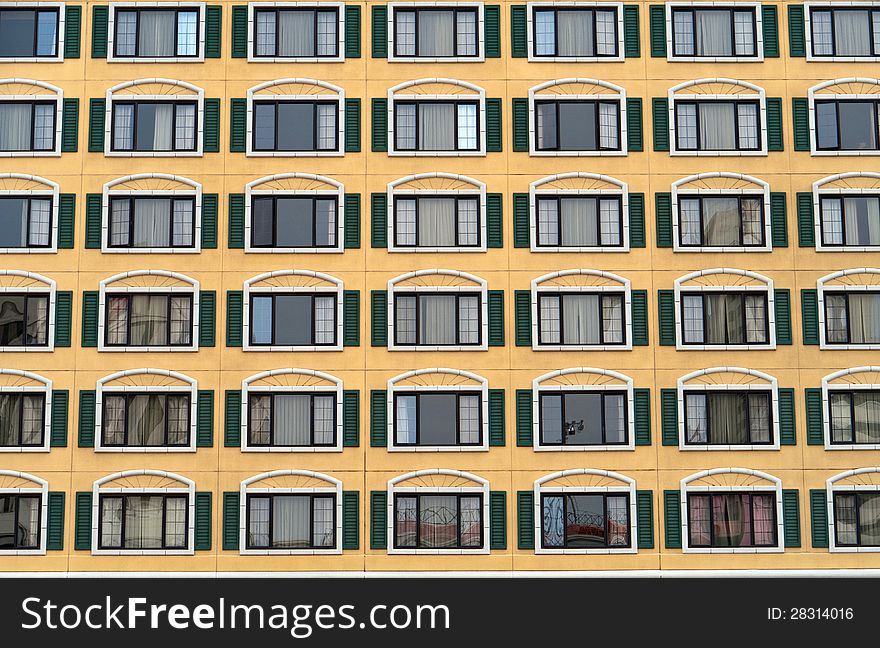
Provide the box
[838,102,879,150]
[542,496,565,547]
[132,199,171,247]
[685,393,708,443]
[273,295,314,346]
[128,394,166,445]
[248,395,271,445]
[418,11,454,57]
[560,198,596,246]
[557,10,592,56]
[313,295,335,344]
[100,497,123,548]
[418,394,457,445]
[456,11,477,56]
[688,495,711,545]
[164,497,187,548]
[0,394,20,446]
[601,294,624,344]
[559,102,597,150]
[169,296,192,346]
[682,294,704,343]
[457,198,479,246]
[847,294,880,344]
[830,392,853,443]
[315,199,336,246]
[744,294,768,343]
[536,102,557,150]
[124,496,164,548]
[679,198,702,245]
[456,103,477,150]
[395,11,416,56]
[20,394,43,445]
[748,393,771,443]
[458,394,480,444]
[565,495,605,547]
[395,395,417,444]
[561,294,599,345]
[858,493,880,546]
[316,11,336,56]
[695,10,733,56]
[253,103,276,150]
[273,394,311,445]
[0,295,25,346]
[0,198,28,247]
[419,103,455,151]
[812,10,833,56]
[15,496,40,548]
[821,198,844,245]
[129,294,169,345]
[561,393,603,444]
[172,200,194,246]
[418,295,456,345]
[853,392,880,443]
[278,10,315,57]
[534,10,555,55]
[276,198,314,247]
[419,495,458,548]
[394,295,416,344]
[395,199,416,246]
[277,103,315,151]
[255,11,276,56]
[698,102,736,150]
[825,294,848,343]
[835,494,858,545]
[844,197,880,246]
[708,393,748,444]
[712,493,750,547]
[174,104,195,150]
[460,496,481,547]
[273,496,310,548]
[312,496,335,547]
[417,198,455,246]
[733,11,754,56]
[834,10,872,56]
[248,497,270,547]
[673,11,694,55]
[816,102,839,149]
[540,394,562,444]
[395,496,417,547]
[537,199,559,245]
[395,103,416,149]
[538,295,560,343]
[138,11,175,57]
[599,199,621,245]
[25,296,47,346]
[457,295,480,344]
[676,104,697,149]
[604,394,626,444]
[0,10,37,57]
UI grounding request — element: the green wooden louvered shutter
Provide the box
[226,290,243,347]
[489,491,506,549]
[623,5,640,57]
[488,389,505,446]
[371,291,387,346]
[81,291,98,347]
[792,98,810,151]
[91,5,108,58]
[199,290,216,347]
[200,194,218,249]
[371,5,387,57]
[64,5,81,58]
[628,193,645,247]
[229,98,246,152]
[84,193,102,248]
[778,388,796,445]
[370,390,387,447]
[228,193,245,248]
[810,489,828,548]
[54,291,72,347]
[486,193,503,248]
[761,5,779,57]
[50,390,69,447]
[371,193,387,247]
[231,6,248,57]
[61,98,79,152]
[513,193,530,247]
[661,388,678,445]
[804,388,824,445]
[766,97,784,151]
[511,98,528,152]
[631,289,648,346]
[343,390,359,447]
[222,492,240,550]
[484,5,501,57]
[343,290,360,347]
[657,289,675,345]
[626,98,643,152]
[634,388,651,445]
[517,491,534,549]
[649,5,666,56]
[515,389,532,446]
[510,5,527,57]
[345,98,361,152]
[344,193,361,248]
[770,192,788,247]
[774,288,792,345]
[345,5,361,58]
[663,490,681,549]
[652,98,669,151]
[636,490,654,549]
[371,98,388,151]
[342,491,359,549]
[78,390,96,447]
[224,390,241,447]
[782,489,801,548]
[487,290,504,346]
[370,492,387,549]
[74,492,92,550]
[654,192,673,247]
[196,390,214,448]
[205,5,222,58]
[195,492,212,550]
[796,192,815,246]
[58,194,76,249]
[486,98,502,152]
[203,98,220,153]
[47,492,65,550]
[88,99,105,152]
[514,290,531,346]
[801,289,819,345]
[788,5,806,57]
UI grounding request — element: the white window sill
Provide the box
[0,549,47,555]
[0,248,57,254]
[247,56,345,63]
[386,445,489,452]
[673,245,772,253]
[239,548,343,556]
[388,150,486,157]
[107,56,205,63]
[102,247,201,254]
[807,56,880,63]
[0,57,63,63]
[527,55,624,63]
[388,56,485,63]
[533,444,635,452]
[820,343,880,351]
[667,55,764,63]
[243,345,343,352]
[679,444,780,451]
[91,549,195,556]
[389,344,487,352]
[824,443,880,451]
[682,546,783,554]
[534,546,637,555]
[529,150,627,157]
[811,150,880,157]
[246,151,344,157]
[0,151,61,158]
[388,246,487,253]
[670,150,768,157]
[245,247,344,254]
[816,245,880,253]
[240,446,343,453]
[676,344,775,351]
[104,151,203,158]
[98,346,199,353]
[0,446,50,453]
[533,344,632,352]
[93,447,197,453]
[829,546,880,553]
[387,547,489,555]
[0,347,54,353]
[530,245,630,253]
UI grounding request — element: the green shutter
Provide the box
[84,193,102,249]
[792,98,810,151]
[371,5,387,57]
[652,98,669,151]
[58,194,76,249]
[664,490,681,549]
[344,193,361,248]
[634,388,651,446]
[228,193,245,249]
[628,192,645,247]
[766,97,784,152]
[198,290,216,347]
[226,290,243,347]
[782,489,801,548]
[774,288,792,345]
[343,290,360,347]
[513,193,530,247]
[770,191,788,247]
[63,5,81,58]
[514,290,531,346]
[762,5,779,57]
[649,5,666,57]
[61,98,79,152]
[196,390,214,447]
[345,5,361,58]
[486,193,503,248]
[516,389,533,446]
[510,5,527,57]
[796,192,815,247]
[205,6,222,58]
[224,390,241,447]
[81,290,98,347]
[488,389,505,447]
[657,289,675,346]
[74,492,92,550]
[87,98,105,152]
[50,390,69,447]
[370,390,387,447]
[489,491,506,549]
[231,5,248,57]
[487,290,505,346]
[371,98,387,151]
[371,193,387,247]
[486,97,502,152]
[343,390,360,447]
[623,5,640,57]
[203,98,220,153]
[229,98,247,152]
[484,5,501,57]
[810,489,828,548]
[626,98,643,152]
[344,98,361,152]
[778,387,797,445]
[512,98,528,152]
[200,193,218,249]
[655,192,673,247]
[54,291,72,347]
[371,290,387,346]
[517,491,534,549]
[801,289,819,345]
[788,5,806,57]
[78,390,96,448]
[370,491,387,549]
[631,289,649,346]
[661,388,678,445]
[636,490,654,549]
[223,492,240,550]
[805,388,824,445]
[47,492,65,550]
[342,491,359,549]
[91,5,108,58]
[194,492,212,550]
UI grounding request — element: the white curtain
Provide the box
[536,103,557,150]
[835,10,871,56]
[0,395,18,445]
[557,10,592,56]
[419,11,454,57]
[419,295,455,344]
[133,199,171,247]
[699,103,736,150]
[563,294,599,344]
[696,10,732,56]
[845,197,880,246]
[821,199,844,245]
[138,11,175,57]
[418,198,455,246]
[395,199,417,245]
[853,393,880,443]
[703,198,740,246]
[151,104,173,150]
[539,296,561,343]
[255,12,276,56]
[274,394,310,445]
[860,495,880,545]
[0,104,32,151]
[848,294,880,344]
[561,198,596,246]
[686,394,708,443]
[396,396,417,444]
[396,11,416,56]
[279,11,314,57]
[125,496,163,548]
[419,104,454,151]
[130,295,168,345]
[113,104,134,150]
[709,394,748,443]
[128,394,165,445]
[274,496,310,548]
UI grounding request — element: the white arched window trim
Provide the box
[817,268,880,350]
[0,270,56,353]
[387,2,486,63]
[0,79,63,157]
[239,470,343,555]
[812,172,880,252]
[664,2,765,63]
[0,173,60,254]
[671,172,772,253]
[246,2,346,63]
[822,367,880,450]
[526,1,625,62]
[107,2,208,63]
[0,369,53,453]
[0,3,66,63]
[94,369,199,453]
[0,470,49,554]
[827,467,880,552]
[808,78,880,157]
[677,367,780,451]
[387,469,490,555]
[239,369,344,453]
[806,5,880,62]
[91,469,195,555]
[680,467,784,554]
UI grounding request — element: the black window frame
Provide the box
[0,195,54,249]
[97,493,190,550]
[251,99,340,152]
[0,100,57,152]
[392,291,483,347]
[109,100,199,153]
[536,291,628,346]
[537,389,629,447]
[814,99,880,152]
[0,7,60,59]
[823,290,880,345]
[531,6,620,58]
[392,195,482,248]
[0,292,50,348]
[809,7,880,58]
[679,290,771,346]
[673,99,762,152]
[106,196,197,249]
[392,492,484,550]
[248,292,339,347]
[539,491,632,549]
[0,392,46,447]
[103,292,195,348]
[686,491,778,548]
[249,194,339,249]
[682,389,775,446]
[819,194,880,247]
[534,194,625,248]
[252,7,340,58]
[246,391,338,448]
[393,99,481,152]
[100,392,192,448]
[392,7,480,58]
[676,193,767,248]
[0,494,42,550]
[833,491,880,547]
[828,389,880,445]
[245,493,338,550]
[392,391,484,447]
[670,6,758,58]
[111,6,202,59]
[534,99,622,152]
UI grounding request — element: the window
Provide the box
[252,100,338,152]
[536,196,623,247]
[394,100,479,152]
[820,195,880,247]
[394,392,482,446]
[111,101,197,152]
[251,196,337,248]
[537,292,625,346]
[684,391,772,445]
[0,7,58,58]
[834,492,880,547]
[0,196,52,249]
[393,493,483,549]
[532,6,619,58]
[108,196,195,248]
[829,390,880,445]
[678,195,765,247]
[815,100,880,152]
[101,393,190,447]
[541,493,630,548]
[249,293,337,347]
[104,293,193,347]
[0,494,41,549]
[393,196,479,248]
[538,391,627,446]
[0,393,44,447]
[254,7,339,58]
[248,392,336,447]
[671,6,757,58]
[825,292,880,345]
[0,293,49,347]
[394,293,481,346]
[687,492,777,548]
[393,7,479,58]
[98,494,188,549]
[535,100,620,152]
[113,7,200,58]
[810,6,880,58]
[0,101,55,152]
[247,494,335,549]
[680,292,769,345]
[675,100,761,152]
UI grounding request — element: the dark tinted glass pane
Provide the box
[418,394,458,445]
[839,102,878,150]
[816,102,839,149]
[0,198,27,247]
[559,103,596,150]
[562,393,603,444]
[565,495,605,547]
[540,394,562,444]
[251,198,274,246]
[536,103,557,149]
[276,198,313,247]
[0,11,36,57]
[315,199,336,246]
[273,295,313,345]
[0,295,25,345]
[253,103,276,150]
[277,103,314,150]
